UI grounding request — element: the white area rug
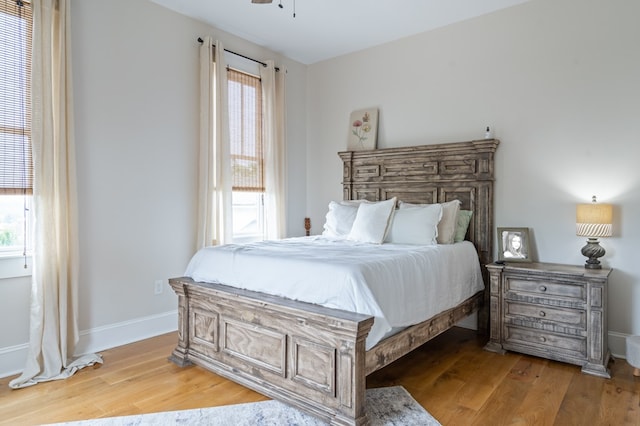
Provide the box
[47,386,440,426]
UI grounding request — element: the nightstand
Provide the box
[484,262,611,378]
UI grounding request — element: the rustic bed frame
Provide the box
[169,139,499,425]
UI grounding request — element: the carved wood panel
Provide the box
[381,159,438,178]
[189,303,219,358]
[222,317,287,377]
[290,336,337,395]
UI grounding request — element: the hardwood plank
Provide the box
[1,328,639,426]
[596,357,640,425]
[460,357,544,425]
[445,348,519,412]
[510,360,574,425]
[555,364,606,425]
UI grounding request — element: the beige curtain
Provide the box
[10,0,101,389]
[197,37,232,249]
[260,61,286,240]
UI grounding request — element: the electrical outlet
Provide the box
[154,279,164,295]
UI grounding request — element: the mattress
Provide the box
[185,236,484,350]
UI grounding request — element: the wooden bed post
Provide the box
[168,281,192,367]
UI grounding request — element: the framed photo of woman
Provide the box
[497,227,531,262]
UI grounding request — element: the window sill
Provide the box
[0,254,32,279]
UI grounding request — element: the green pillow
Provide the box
[454,210,473,243]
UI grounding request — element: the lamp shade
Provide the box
[576,203,613,237]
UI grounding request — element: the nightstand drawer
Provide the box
[506,276,585,301]
[504,325,586,359]
[505,301,586,330]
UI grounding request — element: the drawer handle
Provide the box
[539,336,547,343]
[539,311,546,317]
[539,285,547,292]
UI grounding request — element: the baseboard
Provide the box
[0,310,178,379]
[609,331,627,360]
[0,342,30,379]
[455,312,478,330]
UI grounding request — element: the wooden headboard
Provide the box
[339,139,499,330]
[338,139,498,265]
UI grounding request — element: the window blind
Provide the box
[227,68,264,192]
[0,0,32,195]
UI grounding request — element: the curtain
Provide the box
[9,0,101,389]
[196,37,232,249]
[260,61,286,240]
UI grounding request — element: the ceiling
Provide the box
[151,0,530,65]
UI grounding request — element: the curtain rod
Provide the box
[197,37,279,72]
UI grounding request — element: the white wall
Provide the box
[306,0,640,356]
[0,0,308,378]
[3,0,638,379]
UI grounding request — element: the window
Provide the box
[227,68,265,243]
[0,0,33,257]
[0,195,30,254]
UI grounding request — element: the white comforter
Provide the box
[185,236,484,350]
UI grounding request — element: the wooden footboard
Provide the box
[169,277,483,425]
[169,277,374,426]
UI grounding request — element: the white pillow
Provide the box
[437,200,461,244]
[322,201,359,238]
[384,204,442,245]
[348,197,397,244]
[399,199,462,244]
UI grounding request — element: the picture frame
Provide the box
[347,108,378,151]
[497,227,531,262]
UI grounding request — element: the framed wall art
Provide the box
[347,108,378,151]
[497,227,531,262]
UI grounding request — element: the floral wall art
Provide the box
[348,108,378,150]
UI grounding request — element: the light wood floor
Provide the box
[1,327,638,425]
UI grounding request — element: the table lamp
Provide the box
[576,196,613,269]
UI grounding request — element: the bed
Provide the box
[168,139,499,425]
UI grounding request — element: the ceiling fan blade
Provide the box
[251,0,273,3]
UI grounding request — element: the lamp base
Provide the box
[581,237,605,269]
